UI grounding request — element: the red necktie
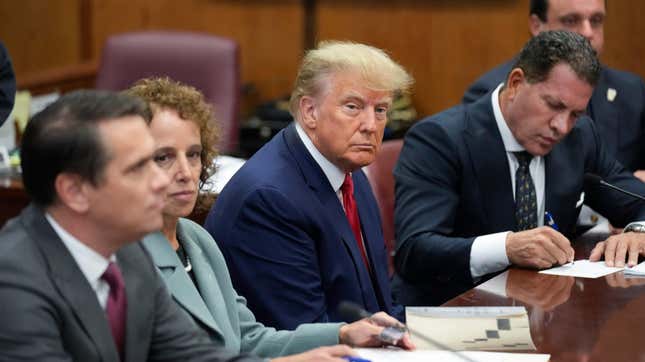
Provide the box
[102,262,127,360]
[341,173,370,270]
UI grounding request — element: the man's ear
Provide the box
[505,68,526,101]
[299,96,318,130]
[529,14,544,37]
[54,173,91,213]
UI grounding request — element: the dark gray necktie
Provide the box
[514,151,537,231]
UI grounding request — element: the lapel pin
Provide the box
[607,88,617,102]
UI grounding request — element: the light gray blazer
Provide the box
[142,218,341,358]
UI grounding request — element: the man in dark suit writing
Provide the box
[463,0,645,181]
[0,91,264,361]
[206,41,413,329]
[393,31,645,306]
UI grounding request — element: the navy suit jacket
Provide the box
[463,60,645,171]
[393,93,645,306]
[205,123,400,330]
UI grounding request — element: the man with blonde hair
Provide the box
[206,41,413,329]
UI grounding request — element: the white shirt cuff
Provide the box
[470,231,511,278]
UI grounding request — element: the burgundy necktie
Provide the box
[101,262,127,360]
[341,173,370,270]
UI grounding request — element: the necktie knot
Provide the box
[514,151,533,169]
[102,262,124,291]
[341,173,354,195]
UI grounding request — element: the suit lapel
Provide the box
[283,124,379,310]
[353,172,389,310]
[141,234,221,336]
[24,205,119,361]
[463,96,517,232]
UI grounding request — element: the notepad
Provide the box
[539,259,629,278]
[405,307,536,351]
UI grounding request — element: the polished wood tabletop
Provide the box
[443,233,645,361]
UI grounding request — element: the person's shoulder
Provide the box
[408,103,469,137]
[178,218,213,244]
[0,216,39,264]
[603,65,643,82]
[477,59,515,82]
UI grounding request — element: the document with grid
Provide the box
[405,307,536,351]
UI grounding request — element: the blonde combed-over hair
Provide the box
[289,41,414,120]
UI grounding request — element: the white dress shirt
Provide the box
[469,84,546,278]
[45,213,115,310]
[295,122,346,202]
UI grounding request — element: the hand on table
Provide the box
[589,232,645,267]
[339,311,415,350]
[506,227,574,269]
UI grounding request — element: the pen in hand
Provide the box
[545,211,574,264]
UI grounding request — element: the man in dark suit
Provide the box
[206,41,414,330]
[463,0,645,179]
[0,91,263,361]
[393,31,645,307]
[0,41,15,126]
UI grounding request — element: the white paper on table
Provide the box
[356,348,550,362]
[623,261,645,276]
[539,259,622,278]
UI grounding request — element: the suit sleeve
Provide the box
[236,292,341,357]
[147,267,262,362]
[393,121,475,283]
[188,220,342,358]
[220,187,332,331]
[581,118,645,225]
[0,261,73,361]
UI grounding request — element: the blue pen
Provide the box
[544,211,559,231]
[545,211,574,264]
[343,357,372,362]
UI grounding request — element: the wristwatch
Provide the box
[623,221,645,233]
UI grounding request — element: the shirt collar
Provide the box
[295,122,346,193]
[45,213,115,288]
[491,83,525,153]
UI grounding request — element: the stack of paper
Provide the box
[405,307,535,351]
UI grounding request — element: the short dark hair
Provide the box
[21,90,151,206]
[530,0,549,22]
[510,30,601,86]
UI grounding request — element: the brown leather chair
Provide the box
[95,31,240,153]
[365,139,403,275]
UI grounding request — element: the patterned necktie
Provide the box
[102,262,127,360]
[514,151,537,231]
[341,173,370,270]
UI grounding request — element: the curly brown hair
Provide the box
[125,77,219,212]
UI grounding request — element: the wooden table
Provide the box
[443,233,645,361]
